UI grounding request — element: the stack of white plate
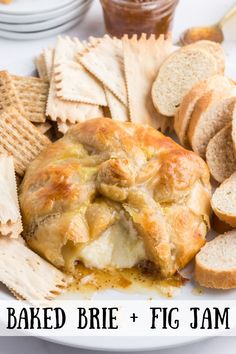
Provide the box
[0,0,93,40]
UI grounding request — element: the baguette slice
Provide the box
[152,47,219,117]
[211,172,236,227]
[174,75,233,146]
[206,124,236,183]
[187,40,225,74]
[188,91,236,158]
[195,231,236,289]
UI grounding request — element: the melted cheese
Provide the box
[78,220,146,269]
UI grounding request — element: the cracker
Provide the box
[104,88,128,122]
[55,61,107,106]
[12,75,49,123]
[56,103,104,135]
[0,154,22,238]
[43,47,54,80]
[35,53,49,81]
[0,71,24,115]
[0,107,51,176]
[47,69,103,123]
[78,35,128,106]
[57,120,74,135]
[122,33,174,129]
[54,36,84,64]
[0,237,72,301]
[54,36,106,106]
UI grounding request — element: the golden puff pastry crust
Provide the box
[20,118,211,277]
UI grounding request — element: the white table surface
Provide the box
[1,0,236,352]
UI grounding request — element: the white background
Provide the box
[1,0,236,352]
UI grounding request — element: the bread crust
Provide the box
[195,231,236,289]
[175,80,208,147]
[232,104,236,156]
[206,124,236,183]
[195,261,236,289]
[212,172,236,227]
[188,90,236,157]
[174,76,233,147]
[20,118,211,276]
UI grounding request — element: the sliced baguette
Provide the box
[212,172,236,227]
[206,124,236,183]
[187,40,225,74]
[174,75,233,146]
[152,47,219,117]
[195,231,236,289]
[188,91,236,158]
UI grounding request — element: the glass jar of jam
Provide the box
[100,0,179,38]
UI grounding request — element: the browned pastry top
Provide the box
[20,118,211,277]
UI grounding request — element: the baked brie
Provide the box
[20,118,211,277]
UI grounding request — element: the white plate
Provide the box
[0,49,234,352]
[0,2,92,32]
[0,0,89,24]
[0,0,80,15]
[0,14,88,40]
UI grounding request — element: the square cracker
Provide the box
[0,154,22,238]
[12,75,49,123]
[0,107,51,176]
[57,120,74,135]
[54,36,106,106]
[0,71,24,115]
[122,33,174,129]
[78,35,128,106]
[0,237,72,301]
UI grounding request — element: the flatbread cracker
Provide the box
[56,104,104,135]
[47,68,103,123]
[55,61,107,106]
[12,75,49,123]
[78,35,128,106]
[43,44,103,123]
[43,47,54,80]
[54,36,106,106]
[0,154,22,238]
[35,53,49,81]
[122,33,175,129]
[0,71,24,115]
[104,88,128,122]
[0,107,51,176]
[0,237,72,301]
[57,120,74,135]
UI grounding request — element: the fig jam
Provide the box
[100,0,179,38]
